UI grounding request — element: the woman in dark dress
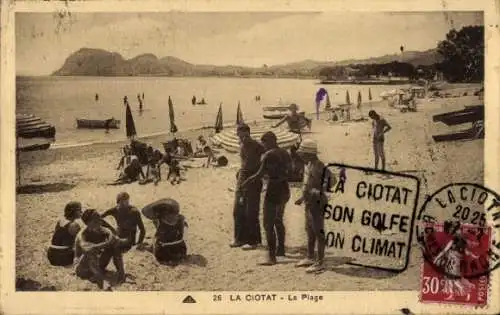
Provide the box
[142,199,188,265]
[47,201,83,266]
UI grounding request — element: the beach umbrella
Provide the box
[357,91,362,107]
[368,88,373,101]
[215,103,223,133]
[125,102,137,138]
[16,114,56,186]
[168,96,178,134]
[236,101,244,125]
[345,90,351,105]
[325,94,331,109]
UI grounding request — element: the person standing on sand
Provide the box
[294,139,335,273]
[240,131,292,265]
[368,110,392,171]
[99,192,146,282]
[230,123,265,250]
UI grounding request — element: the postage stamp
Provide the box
[416,183,500,307]
[420,223,490,307]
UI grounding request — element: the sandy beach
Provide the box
[16,84,484,291]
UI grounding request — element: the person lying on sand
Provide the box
[74,209,127,290]
[142,199,188,265]
[294,139,335,274]
[272,103,312,134]
[47,201,83,267]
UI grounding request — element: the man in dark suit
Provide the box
[230,123,265,250]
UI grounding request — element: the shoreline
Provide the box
[35,105,369,152]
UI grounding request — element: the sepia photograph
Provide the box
[13,9,489,298]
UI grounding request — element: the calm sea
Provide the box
[16,76,403,148]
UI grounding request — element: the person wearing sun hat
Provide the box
[142,198,189,265]
[294,139,336,273]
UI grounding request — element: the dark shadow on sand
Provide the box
[16,277,58,291]
[330,266,400,279]
[16,182,77,195]
[136,242,207,267]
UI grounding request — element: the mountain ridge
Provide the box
[52,47,443,77]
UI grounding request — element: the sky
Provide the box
[16,11,483,76]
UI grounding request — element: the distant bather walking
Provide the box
[368,110,392,171]
[137,94,143,112]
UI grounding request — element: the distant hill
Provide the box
[52,47,443,78]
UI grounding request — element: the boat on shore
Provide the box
[262,105,290,120]
[319,79,411,85]
[76,118,121,129]
[16,114,56,139]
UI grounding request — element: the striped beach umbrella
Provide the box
[211,125,299,153]
[168,96,178,134]
[125,101,137,138]
[236,101,244,125]
[215,103,223,133]
[346,90,351,105]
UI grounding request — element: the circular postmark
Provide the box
[416,183,500,279]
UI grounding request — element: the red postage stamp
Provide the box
[420,222,490,307]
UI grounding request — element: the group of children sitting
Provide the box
[47,192,188,290]
[113,141,183,186]
[113,136,227,186]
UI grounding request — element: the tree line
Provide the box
[318,26,484,83]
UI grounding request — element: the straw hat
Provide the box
[296,139,318,155]
[141,198,180,220]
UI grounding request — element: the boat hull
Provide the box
[433,106,484,126]
[76,119,121,129]
[263,113,287,120]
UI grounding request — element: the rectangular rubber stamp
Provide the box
[420,223,491,307]
[322,164,420,272]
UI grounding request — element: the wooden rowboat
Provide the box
[76,118,120,129]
